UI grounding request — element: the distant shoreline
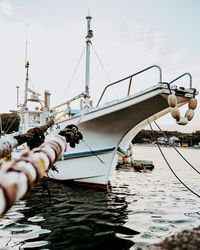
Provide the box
[133,143,200,149]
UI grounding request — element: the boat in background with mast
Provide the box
[11,60,52,134]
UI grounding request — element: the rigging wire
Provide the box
[76,106,89,126]
[3,116,18,136]
[91,43,120,100]
[154,120,200,175]
[63,46,86,99]
[75,107,105,164]
[148,120,200,198]
[82,139,105,164]
[91,43,110,82]
[76,107,105,164]
[54,107,105,164]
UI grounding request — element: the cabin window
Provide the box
[29,113,40,124]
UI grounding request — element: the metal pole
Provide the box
[85,15,93,106]
[0,114,2,137]
[24,61,29,110]
[16,86,19,108]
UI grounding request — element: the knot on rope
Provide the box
[14,127,45,150]
[26,127,45,150]
[59,124,83,148]
[14,119,55,150]
[168,94,197,126]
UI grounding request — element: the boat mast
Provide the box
[84,15,93,107]
[24,60,29,110]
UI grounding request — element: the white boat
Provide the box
[14,16,198,189]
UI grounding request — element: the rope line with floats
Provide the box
[0,122,83,216]
[148,121,200,199]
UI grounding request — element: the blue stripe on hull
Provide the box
[117,147,126,155]
[62,147,115,159]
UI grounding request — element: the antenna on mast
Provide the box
[23,22,30,110]
[24,60,30,110]
[84,14,93,107]
[25,22,29,66]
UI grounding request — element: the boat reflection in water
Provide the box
[0,181,139,249]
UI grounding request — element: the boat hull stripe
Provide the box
[62,147,115,159]
[117,147,126,155]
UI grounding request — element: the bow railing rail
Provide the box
[96,65,162,107]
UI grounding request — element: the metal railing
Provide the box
[96,65,162,107]
[169,73,192,89]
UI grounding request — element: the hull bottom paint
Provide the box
[45,177,108,190]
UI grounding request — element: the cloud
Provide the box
[0,0,13,17]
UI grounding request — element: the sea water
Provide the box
[0,145,200,249]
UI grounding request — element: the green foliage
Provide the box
[132,130,200,146]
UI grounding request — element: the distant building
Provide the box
[154,136,169,145]
[169,136,181,146]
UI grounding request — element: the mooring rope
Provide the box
[148,120,200,198]
[0,125,83,216]
[154,120,200,175]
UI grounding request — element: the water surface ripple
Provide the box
[0,145,200,249]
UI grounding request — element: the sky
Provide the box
[0,0,199,132]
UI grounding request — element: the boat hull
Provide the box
[48,83,195,187]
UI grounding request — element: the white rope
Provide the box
[0,134,66,216]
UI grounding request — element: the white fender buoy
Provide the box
[171,107,180,120]
[126,150,131,157]
[129,143,133,149]
[130,155,134,162]
[176,117,188,125]
[123,157,131,164]
[168,94,177,108]
[185,109,194,121]
[130,148,134,155]
[189,98,197,110]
